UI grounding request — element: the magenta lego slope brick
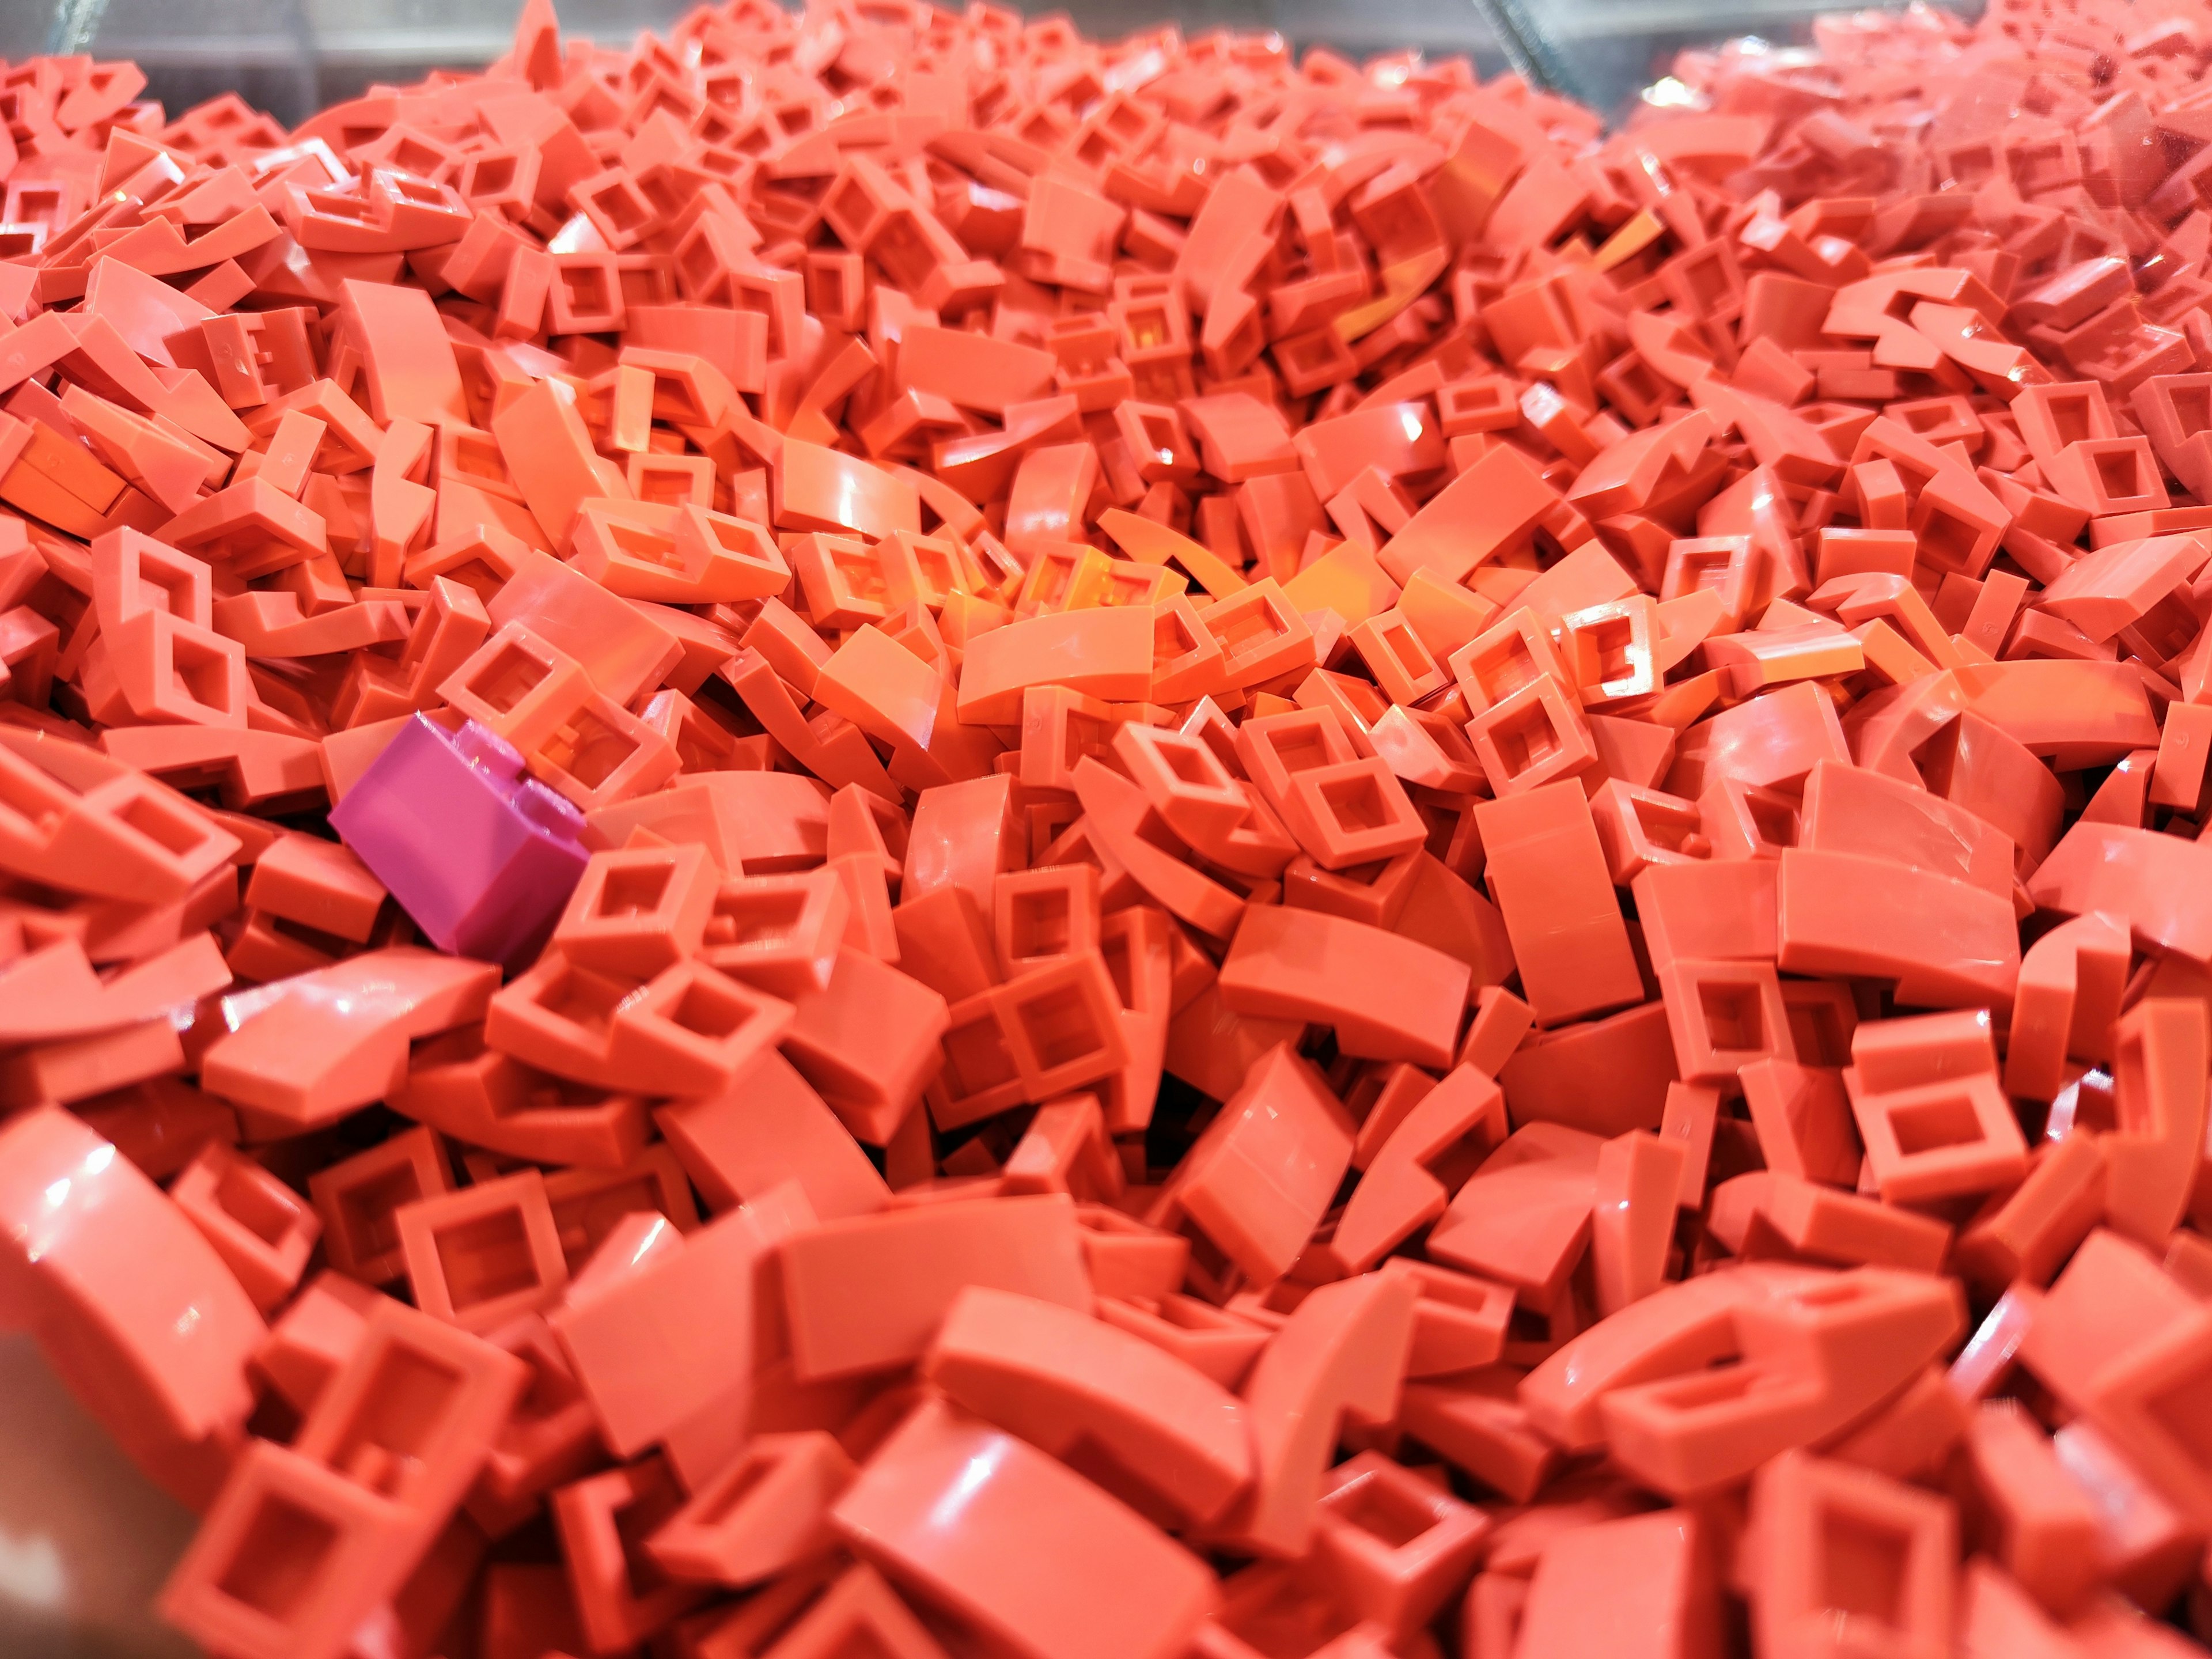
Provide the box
[3,0,2212,1657]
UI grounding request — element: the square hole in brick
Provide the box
[1335,858,1393,890]
[467,638,556,713]
[2094,447,2145,499]
[1136,409,1180,453]
[1123,306,1172,350]
[2045,393,2098,447]
[560,264,614,316]
[1486,700,1567,780]
[644,370,708,425]
[1281,331,1344,376]
[1643,1363,1762,1414]
[171,631,236,713]
[468,154,516,196]
[2173,384,2211,438]
[1632,797,1702,853]
[391,136,445,176]
[436,1206,541,1310]
[709,888,807,948]
[1699,980,1766,1051]
[536,963,627,1035]
[665,975,760,1039]
[1677,549,1738,597]
[217,1490,340,1621]
[1188,721,1242,778]
[136,555,202,619]
[1748,792,1799,849]
[1028,551,1084,607]
[434,555,506,597]
[588,181,650,234]
[1449,381,1510,418]
[1578,616,1640,684]
[809,263,850,315]
[1097,934,1137,1007]
[911,541,960,593]
[830,544,889,604]
[1318,769,1394,832]
[541,707,642,791]
[1331,1475,1442,1549]
[634,464,703,506]
[610,523,684,570]
[1097,568,1157,607]
[2133,593,2199,660]
[1213,597,1290,657]
[111,786,214,856]
[520,1073,610,1113]
[690,513,760,558]
[871,212,934,290]
[1263,721,1334,775]
[384,172,446,208]
[599,862,673,919]
[1160,734,1225,787]
[326,1339,467,1497]
[676,238,719,291]
[943,1010,1020,1094]
[1378,620,1432,679]
[1154,608,1203,665]
[1815,1506,1914,1627]
[1008,887,1074,959]
[449,431,506,481]
[1465,634,1542,703]
[1012,984,1107,1070]
[308,189,379,226]
[1913,506,1983,575]
[217,1161,299,1247]
[338,1165,424,1261]
[1061,710,1116,771]
[823,175,880,236]
[1887,1090,1988,1154]
[389,132,444,176]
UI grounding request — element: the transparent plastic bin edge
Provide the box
[18,0,1914,130]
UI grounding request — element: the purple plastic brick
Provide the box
[330,714,589,968]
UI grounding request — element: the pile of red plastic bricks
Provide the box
[16,0,2212,1653]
